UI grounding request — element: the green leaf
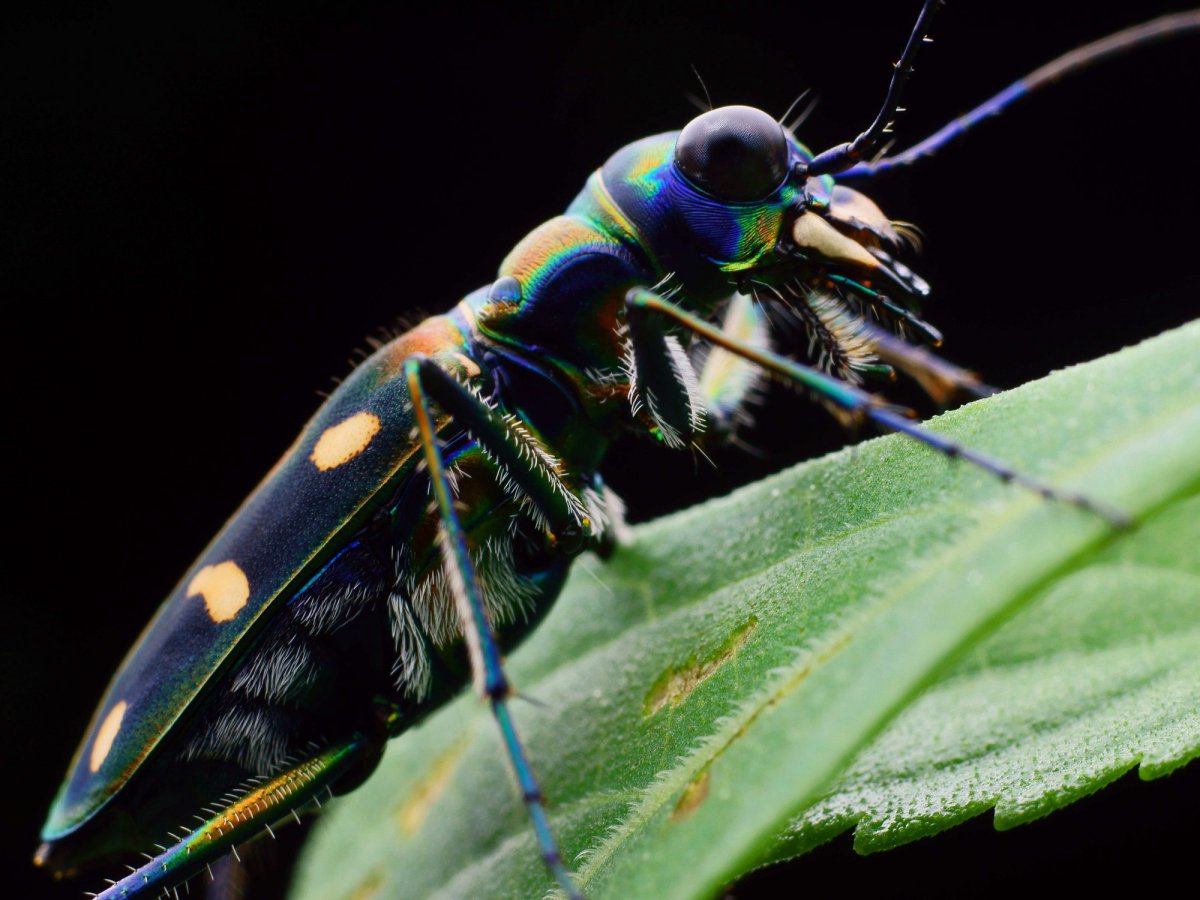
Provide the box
[291,321,1200,900]
[768,491,1200,862]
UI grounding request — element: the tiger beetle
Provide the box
[36,3,1200,897]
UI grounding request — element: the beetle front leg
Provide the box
[407,355,597,554]
[822,273,996,403]
[625,288,1132,527]
[404,356,585,900]
[861,321,997,405]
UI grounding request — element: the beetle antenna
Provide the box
[805,0,944,177]
[691,64,714,110]
[842,9,1200,179]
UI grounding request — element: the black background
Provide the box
[5,1,1198,897]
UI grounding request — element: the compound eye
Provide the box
[674,105,790,202]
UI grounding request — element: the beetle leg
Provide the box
[775,273,994,403]
[625,288,1131,527]
[623,290,707,448]
[93,736,370,900]
[404,356,584,900]
[859,320,997,404]
[406,354,595,555]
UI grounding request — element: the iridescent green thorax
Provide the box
[464,208,647,433]
[463,127,837,436]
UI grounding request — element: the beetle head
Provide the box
[669,105,923,290]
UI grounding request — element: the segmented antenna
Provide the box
[804,0,944,177]
[842,10,1200,179]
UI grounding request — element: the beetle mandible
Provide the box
[34,2,1200,897]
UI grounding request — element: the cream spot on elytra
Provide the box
[188,560,250,623]
[89,701,127,772]
[311,412,382,471]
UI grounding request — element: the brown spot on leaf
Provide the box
[350,868,384,900]
[670,769,711,821]
[394,739,468,836]
[644,617,757,716]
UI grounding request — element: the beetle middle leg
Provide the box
[404,354,586,900]
[625,288,1132,527]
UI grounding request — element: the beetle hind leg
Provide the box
[405,355,585,900]
[90,736,373,900]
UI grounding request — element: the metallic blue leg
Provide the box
[91,737,367,900]
[405,356,584,900]
[626,289,1131,527]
